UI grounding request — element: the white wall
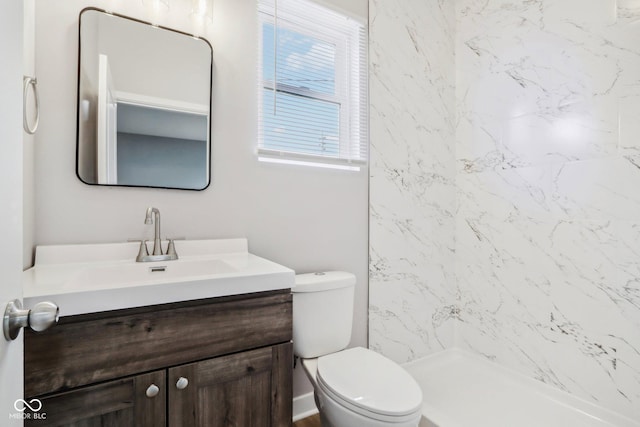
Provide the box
[33,0,367,402]
[368,0,457,363]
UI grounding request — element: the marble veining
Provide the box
[455,0,640,420]
[368,0,457,363]
[370,0,640,421]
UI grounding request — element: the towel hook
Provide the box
[23,76,39,135]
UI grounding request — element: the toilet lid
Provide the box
[316,347,422,418]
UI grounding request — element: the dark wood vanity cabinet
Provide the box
[22,370,168,426]
[24,290,293,427]
[169,345,291,427]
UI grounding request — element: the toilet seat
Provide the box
[316,347,422,422]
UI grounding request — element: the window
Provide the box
[258,0,368,170]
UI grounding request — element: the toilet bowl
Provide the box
[293,272,423,426]
[302,348,423,426]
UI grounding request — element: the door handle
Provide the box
[3,300,59,341]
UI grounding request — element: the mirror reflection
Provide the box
[76,8,212,190]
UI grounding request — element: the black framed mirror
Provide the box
[76,8,213,190]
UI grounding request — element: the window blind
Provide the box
[258,0,368,168]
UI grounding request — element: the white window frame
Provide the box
[257,0,367,169]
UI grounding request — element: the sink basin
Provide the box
[65,258,237,291]
[23,239,295,316]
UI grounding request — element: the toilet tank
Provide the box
[292,271,356,359]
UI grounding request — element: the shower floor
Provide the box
[404,349,639,427]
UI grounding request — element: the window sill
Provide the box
[257,150,365,172]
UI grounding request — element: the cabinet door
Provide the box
[25,370,166,427]
[169,343,292,427]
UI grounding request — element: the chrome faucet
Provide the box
[136,207,178,262]
[145,207,162,255]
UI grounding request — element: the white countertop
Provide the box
[23,239,295,317]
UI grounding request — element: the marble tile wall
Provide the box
[455,0,640,420]
[370,0,640,420]
[368,0,457,363]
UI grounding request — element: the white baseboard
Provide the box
[292,392,318,422]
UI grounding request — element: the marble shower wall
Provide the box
[456,0,640,420]
[368,0,457,363]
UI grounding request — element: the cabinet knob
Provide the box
[146,384,160,398]
[176,377,189,390]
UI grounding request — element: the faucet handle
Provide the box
[136,240,149,262]
[166,240,178,259]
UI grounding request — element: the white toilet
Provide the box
[293,271,423,427]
